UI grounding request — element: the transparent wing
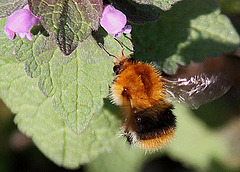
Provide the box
[164,73,232,109]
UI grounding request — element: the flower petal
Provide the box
[5,4,40,40]
[6,10,39,33]
[100,5,127,34]
[26,32,33,41]
[16,32,26,39]
[4,27,15,40]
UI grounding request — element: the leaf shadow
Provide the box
[131,0,221,64]
[179,37,239,64]
[193,88,240,128]
[110,0,161,24]
[208,157,238,172]
[102,98,121,121]
[92,27,108,46]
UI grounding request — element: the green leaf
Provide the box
[14,35,57,78]
[86,139,146,172]
[6,8,133,134]
[50,35,133,134]
[166,104,229,170]
[132,0,181,11]
[0,35,121,168]
[28,0,103,55]
[110,0,161,24]
[11,16,133,134]
[132,0,240,74]
[0,0,27,18]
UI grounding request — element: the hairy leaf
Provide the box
[87,139,146,172]
[0,0,27,18]
[50,35,133,134]
[132,0,181,11]
[0,34,121,168]
[28,0,103,55]
[12,18,133,133]
[132,0,240,74]
[14,35,57,79]
[110,0,161,24]
[166,104,229,170]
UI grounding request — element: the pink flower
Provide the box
[100,5,132,37]
[5,5,40,41]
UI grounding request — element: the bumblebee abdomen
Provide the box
[135,106,176,150]
[124,103,176,150]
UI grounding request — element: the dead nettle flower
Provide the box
[100,5,132,37]
[5,5,40,41]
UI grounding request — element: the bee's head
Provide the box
[113,57,135,75]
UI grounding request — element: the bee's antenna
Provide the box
[99,42,118,59]
[114,38,124,56]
